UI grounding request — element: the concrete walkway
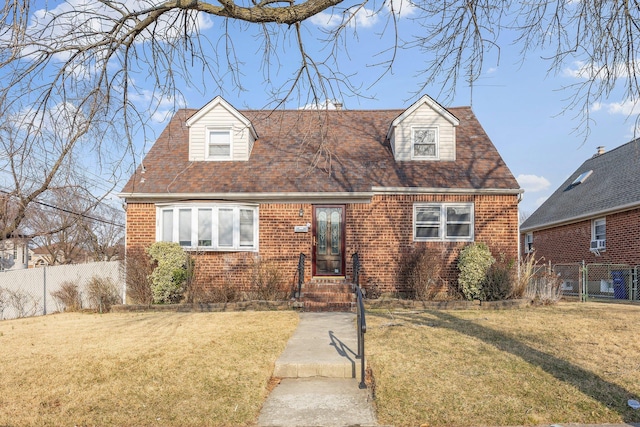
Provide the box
[257,312,378,427]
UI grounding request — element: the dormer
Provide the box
[387,94,459,161]
[186,96,258,161]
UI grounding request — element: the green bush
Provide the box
[147,242,188,304]
[457,242,495,301]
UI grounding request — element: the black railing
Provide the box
[352,252,367,389]
[296,253,306,298]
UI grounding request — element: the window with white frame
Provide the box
[524,233,534,253]
[207,129,232,160]
[412,127,439,159]
[591,217,606,250]
[158,204,258,251]
[414,203,474,241]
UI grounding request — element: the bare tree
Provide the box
[1,0,639,235]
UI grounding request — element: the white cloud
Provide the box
[563,60,640,80]
[592,99,640,116]
[517,174,551,193]
[384,0,418,17]
[310,0,419,30]
[310,7,380,29]
[14,0,213,68]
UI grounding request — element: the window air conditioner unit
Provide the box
[590,239,606,251]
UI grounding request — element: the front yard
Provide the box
[1,303,639,426]
[0,311,298,426]
[367,302,640,426]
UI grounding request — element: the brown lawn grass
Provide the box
[367,302,640,427]
[0,311,298,427]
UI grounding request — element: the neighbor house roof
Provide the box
[121,107,520,200]
[521,138,640,232]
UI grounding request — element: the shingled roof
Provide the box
[120,107,519,199]
[521,138,640,231]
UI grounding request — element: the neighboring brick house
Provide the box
[520,139,640,266]
[120,95,521,297]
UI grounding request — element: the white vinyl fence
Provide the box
[0,261,123,320]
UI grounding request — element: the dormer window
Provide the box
[412,127,439,159]
[207,128,232,160]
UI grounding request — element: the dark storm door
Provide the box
[312,205,346,276]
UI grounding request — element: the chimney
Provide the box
[596,146,605,156]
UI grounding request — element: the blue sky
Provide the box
[15,1,640,217]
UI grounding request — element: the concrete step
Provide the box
[273,312,361,380]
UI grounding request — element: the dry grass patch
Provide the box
[0,311,298,426]
[367,302,640,427]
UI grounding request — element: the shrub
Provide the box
[5,289,39,318]
[188,271,241,304]
[402,247,443,300]
[125,247,154,305]
[513,253,537,299]
[526,266,562,305]
[147,242,188,304]
[86,276,121,313]
[457,242,495,301]
[0,287,7,319]
[483,258,515,301]
[51,281,83,312]
[249,258,289,301]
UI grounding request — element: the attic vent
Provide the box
[565,170,592,191]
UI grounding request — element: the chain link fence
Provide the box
[0,261,124,320]
[542,262,639,302]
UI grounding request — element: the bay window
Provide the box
[158,203,258,251]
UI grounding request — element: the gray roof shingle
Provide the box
[521,138,640,231]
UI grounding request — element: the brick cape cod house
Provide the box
[521,139,640,266]
[120,95,521,298]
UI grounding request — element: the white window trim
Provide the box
[156,203,259,252]
[205,127,233,161]
[524,232,534,254]
[591,217,606,250]
[411,126,439,160]
[413,203,474,242]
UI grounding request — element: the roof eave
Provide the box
[521,200,640,233]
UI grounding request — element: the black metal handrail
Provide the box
[352,252,367,389]
[296,253,306,298]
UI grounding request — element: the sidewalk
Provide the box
[257,312,378,427]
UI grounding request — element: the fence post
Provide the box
[43,266,47,315]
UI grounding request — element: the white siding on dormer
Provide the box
[393,104,456,161]
[187,98,256,162]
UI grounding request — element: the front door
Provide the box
[313,205,345,276]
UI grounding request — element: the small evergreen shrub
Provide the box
[51,281,83,312]
[147,242,188,304]
[86,276,121,313]
[457,242,495,301]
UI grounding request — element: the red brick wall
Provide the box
[125,193,519,295]
[521,207,640,266]
[347,194,518,294]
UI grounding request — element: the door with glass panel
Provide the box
[313,206,345,276]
